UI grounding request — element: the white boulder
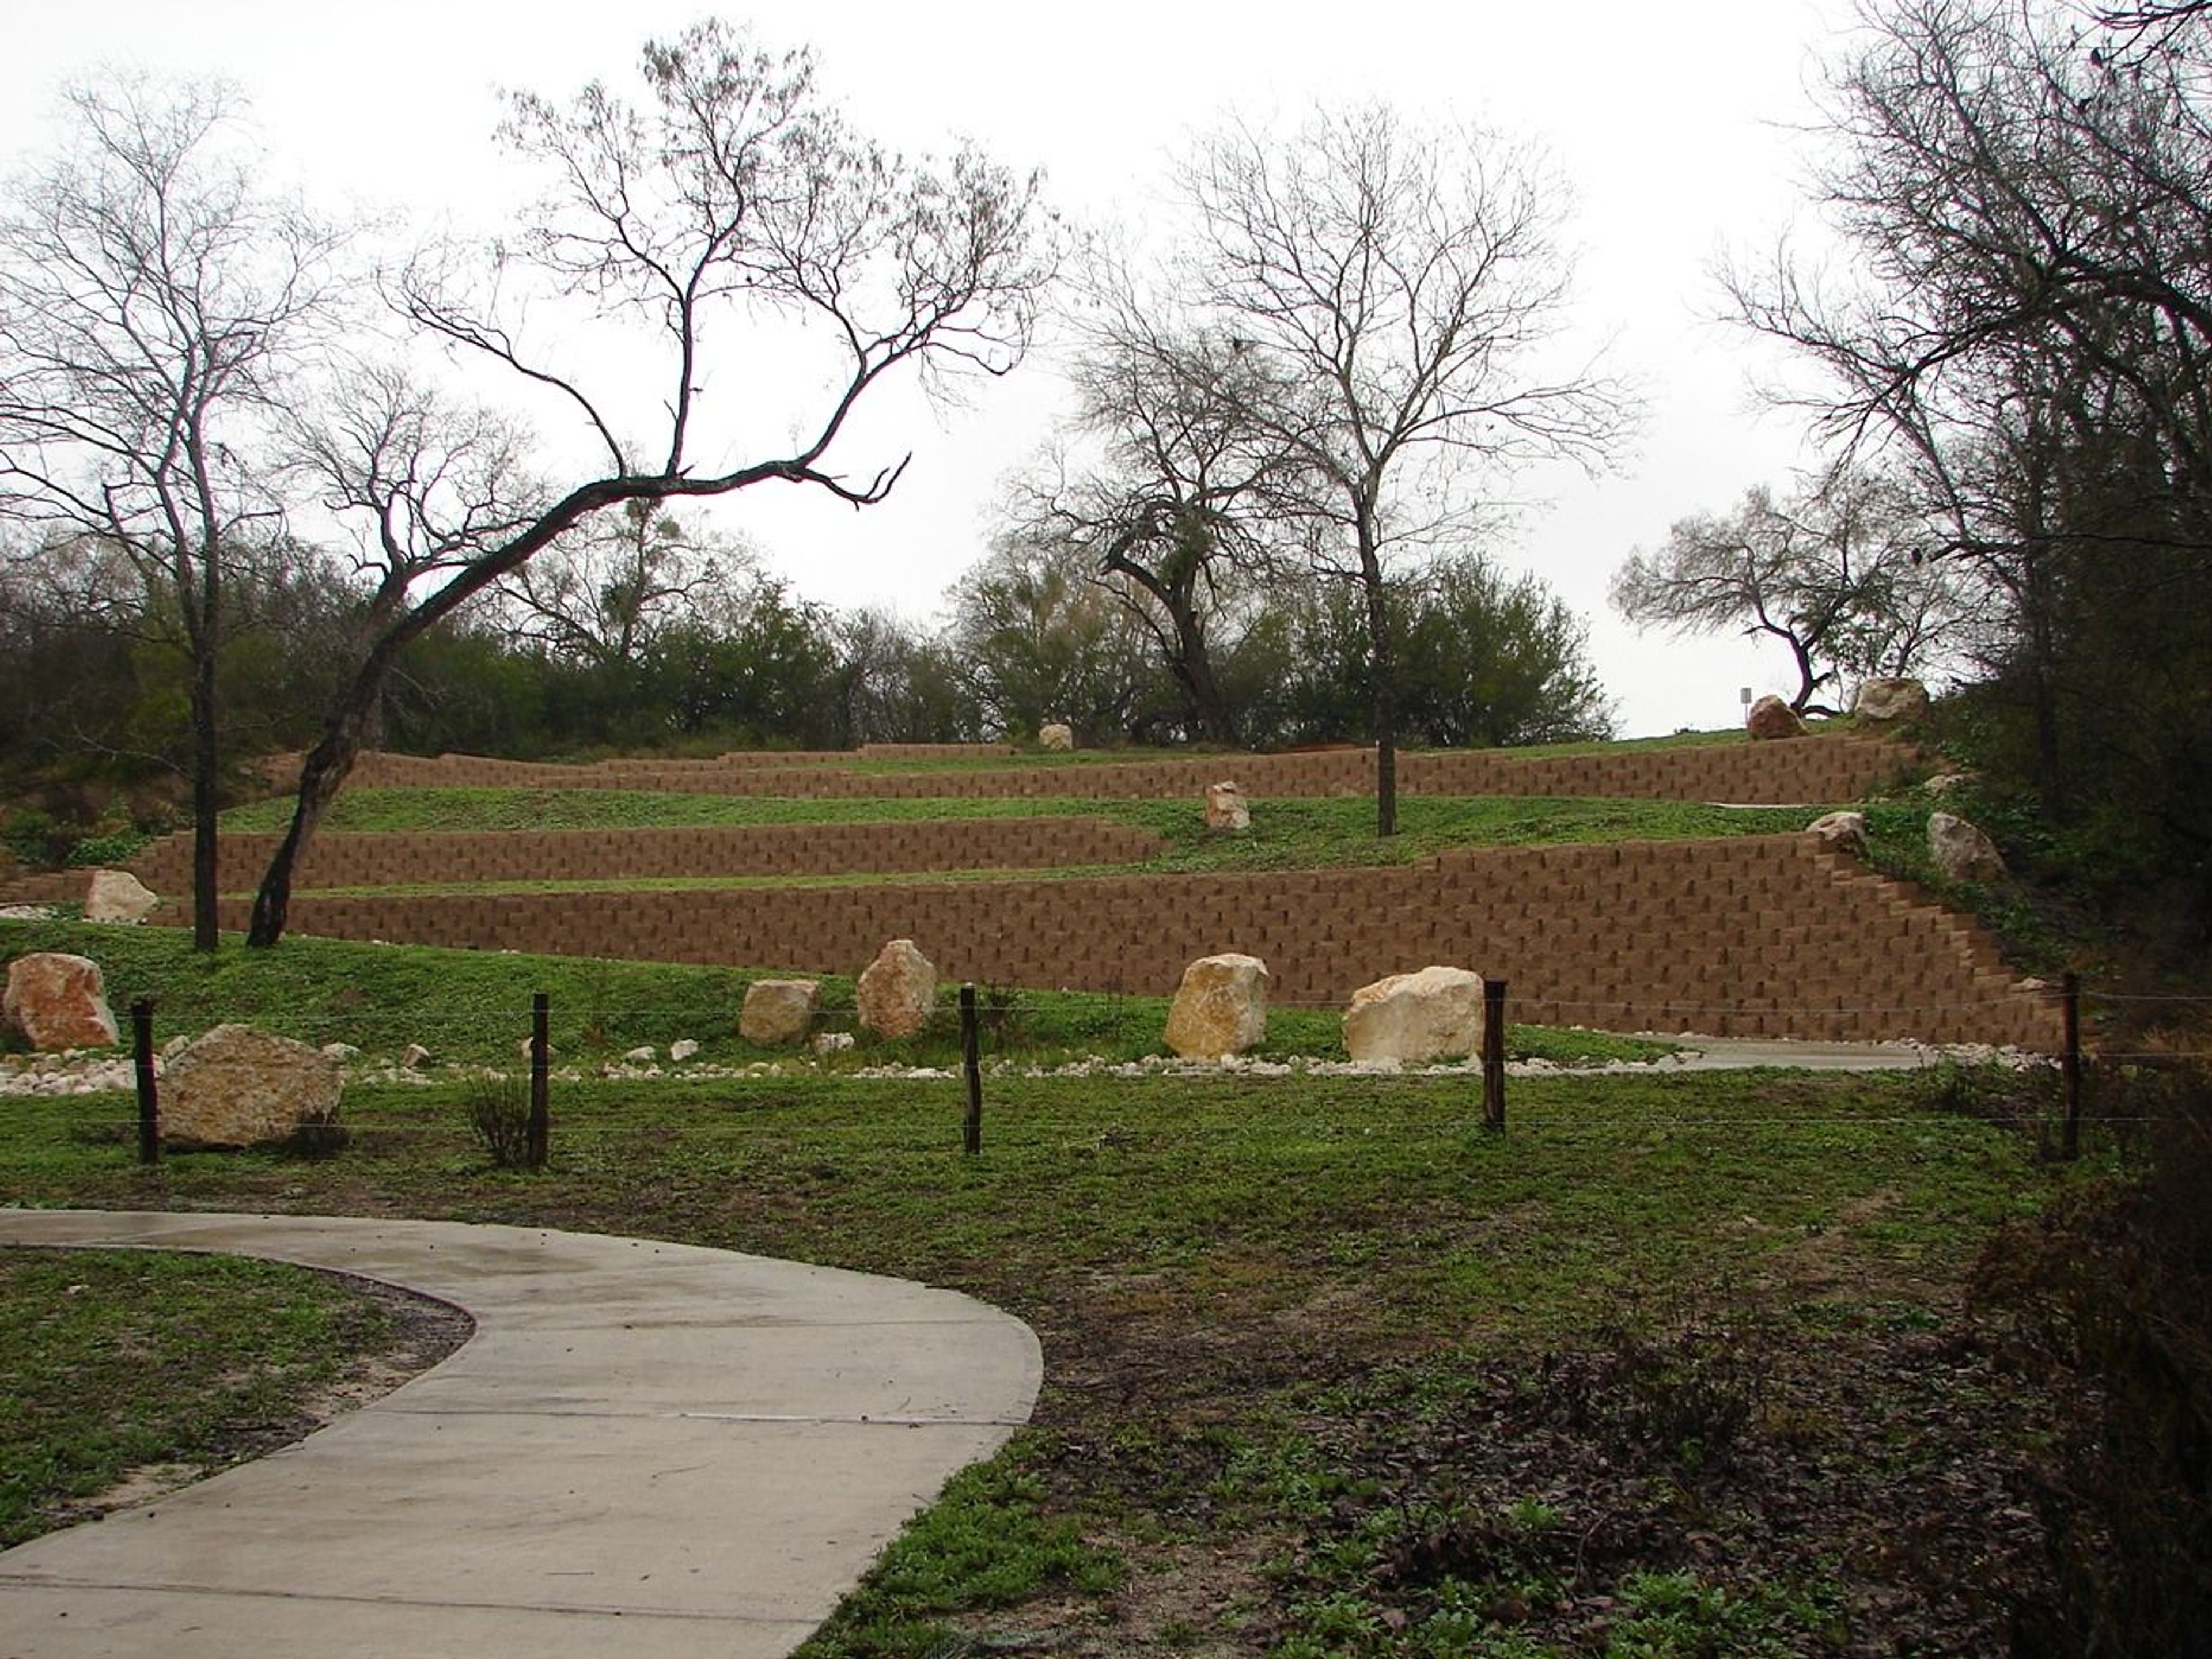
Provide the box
[1037,722,1075,753]
[1745,695,1807,740]
[1343,965,1487,1064]
[740,979,823,1046]
[1806,810,1870,857]
[1164,953,1271,1059]
[163,1024,343,1150]
[1854,677,1930,723]
[4,953,119,1051]
[84,869,159,924]
[1929,812,2007,882]
[857,942,937,1039]
[1205,781,1252,833]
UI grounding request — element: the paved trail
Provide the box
[0,1211,1041,1659]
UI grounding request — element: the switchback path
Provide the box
[0,1210,1041,1658]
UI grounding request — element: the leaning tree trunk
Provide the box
[246,672,385,946]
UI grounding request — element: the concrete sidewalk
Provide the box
[0,1210,1043,1658]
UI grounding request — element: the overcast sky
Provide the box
[2,0,1870,737]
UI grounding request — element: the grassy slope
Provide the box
[0,919,1665,1068]
[9,730,2096,1652]
[0,1063,2087,1653]
[209,791,1837,892]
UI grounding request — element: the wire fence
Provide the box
[28,971,2198,1171]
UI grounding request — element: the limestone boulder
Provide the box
[4,953,119,1051]
[1806,810,1869,857]
[84,869,159,924]
[1745,695,1807,740]
[1854,676,1930,723]
[856,941,937,1039]
[163,1024,343,1150]
[1205,781,1252,833]
[1929,812,2007,883]
[1037,722,1075,753]
[1343,965,1487,1064]
[740,978,823,1046]
[1164,953,1271,1059]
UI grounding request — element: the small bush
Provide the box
[0,809,68,869]
[1977,1065,2212,1657]
[277,1113,350,1158]
[65,827,154,869]
[1540,1320,1764,1472]
[464,1077,533,1169]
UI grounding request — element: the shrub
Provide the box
[1976,1066,2212,1656]
[464,1076,533,1169]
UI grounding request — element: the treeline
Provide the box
[0,522,1610,831]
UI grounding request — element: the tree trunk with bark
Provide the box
[188,649,221,952]
[1359,539,1400,838]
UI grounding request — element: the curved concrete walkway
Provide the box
[0,1210,1043,1658]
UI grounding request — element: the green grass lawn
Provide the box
[0,1247,464,1546]
[2,724,2088,1652]
[0,920,1669,1071]
[210,791,1840,883]
[0,1058,2086,1654]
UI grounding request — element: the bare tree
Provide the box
[0,77,340,947]
[1728,0,2212,812]
[1013,267,1313,743]
[493,500,751,669]
[245,21,1053,943]
[1612,466,1966,713]
[1168,104,1631,832]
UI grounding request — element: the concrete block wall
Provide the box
[124,819,1168,893]
[317,734,1919,806]
[203,835,2061,1049]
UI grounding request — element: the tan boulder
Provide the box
[1806,810,1869,857]
[1745,695,1807,740]
[1205,781,1252,832]
[1343,965,1487,1063]
[163,1024,343,1150]
[1854,676,1930,723]
[1929,812,2006,882]
[856,940,937,1039]
[1037,722,1075,752]
[84,869,160,923]
[740,978,822,1046]
[1164,953,1271,1059]
[4,953,120,1050]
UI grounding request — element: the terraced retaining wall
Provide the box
[124,819,1166,893]
[328,735,1917,807]
[203,834,2059,1048]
